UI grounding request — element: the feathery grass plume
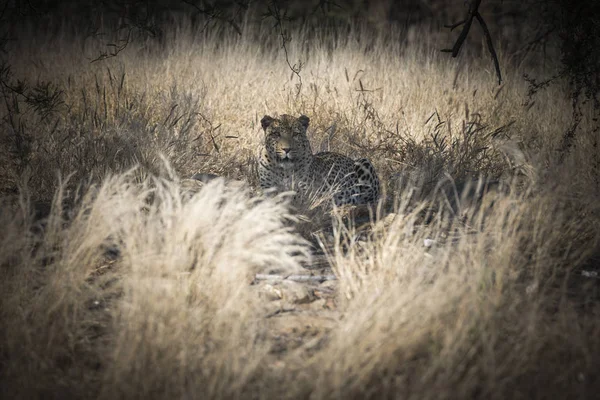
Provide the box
[100,171,310,399]
[0,167,311,398]
[0,171,147,398]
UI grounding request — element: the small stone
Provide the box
[423,238,435,247]
[281,280,314,304]
[259,284,283,301]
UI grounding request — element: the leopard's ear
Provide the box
[298,115,310,129]
[261,115,275,131]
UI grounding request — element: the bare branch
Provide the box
[90,27,133,63]
[181,0,243,35]
[441,0,481,57]
[265,1,303,97]
[442,0,502,85]
[475,11,502,85]
[310,0,343,16]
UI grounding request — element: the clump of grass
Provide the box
[304,181,599,399]
[0,167,310,398]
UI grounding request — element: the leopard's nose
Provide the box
[282,148,291,154]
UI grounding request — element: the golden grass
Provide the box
[1,15,599,399]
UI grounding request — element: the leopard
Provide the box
[258,113,380,207]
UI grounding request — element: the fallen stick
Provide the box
[254,274,337,283]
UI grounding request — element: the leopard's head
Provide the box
[261,114,312,169]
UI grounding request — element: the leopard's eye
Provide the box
[270,131,281,138]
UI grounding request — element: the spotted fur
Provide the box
[258,114,380,206]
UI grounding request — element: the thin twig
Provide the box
[475,12,502,85]
[91,26,133,63]
[266,1,303,97]
[181,0,243,35]
[444,19,467,31]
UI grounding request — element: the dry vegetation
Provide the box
[1,10,600,399]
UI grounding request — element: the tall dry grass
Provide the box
[1,12,599,399]
[310,183,600,399]
[1,168,309,398]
